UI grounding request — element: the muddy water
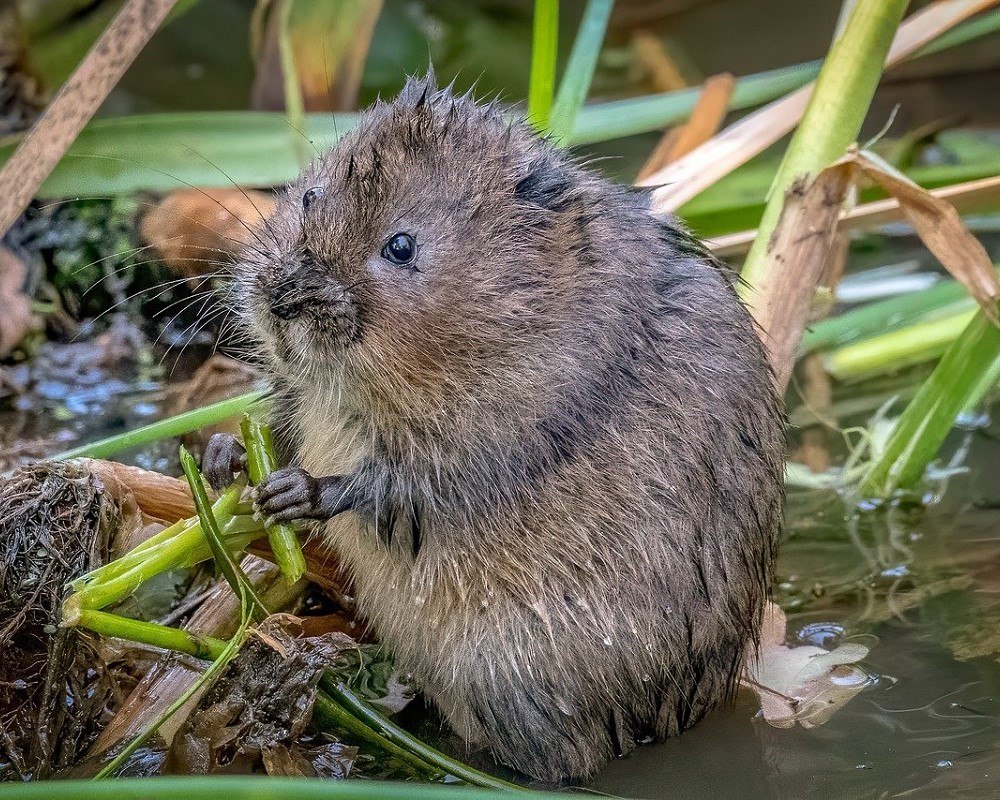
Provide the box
[590,414,1000,798]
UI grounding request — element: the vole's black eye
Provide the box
[382,233,417,267]
[302,186,324,209]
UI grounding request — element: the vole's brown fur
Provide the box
[233,74,784,782]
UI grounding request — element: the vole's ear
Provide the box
[514,159,573,212]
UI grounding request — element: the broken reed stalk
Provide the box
[0,0,178,237]
[241,414,306,583]
[861,311,1000,497]
[737,0,909,391]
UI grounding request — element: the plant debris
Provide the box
[0,460,122,779]
[165,614,359,776]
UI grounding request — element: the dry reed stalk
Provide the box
[0,0,178,237]
[636,72,734,182]
[707,174,1000,257]
[631,30,689,92]
[84,459,195,523]
[645,0,1000,214]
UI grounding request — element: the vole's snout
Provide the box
[266,265,317,321]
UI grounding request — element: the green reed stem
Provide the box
[180,447,269,620]
[548,0,613,143]
[740,0,908,296]
[52,389,268,461]
[241,414,306,583]
[861,311,1000,498]
[322,679,523,791]
[527,0,559,132]
[67,609,226,660]
[825,306,977,382]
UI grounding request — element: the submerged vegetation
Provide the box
[1,0,1000,797]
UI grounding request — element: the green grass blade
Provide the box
[0,113,356,198]
[860,311,1000,498]
[548,0,614,143]
[825,306,977,382]
[52,389,268,461]
[276,0,310,166]
[527,0,559,132]
[569,61,818,146]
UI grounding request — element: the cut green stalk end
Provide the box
[241,414,306,583]
[70,609,226,661]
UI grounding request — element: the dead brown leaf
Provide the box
[141,188,277,278]
[631,30,689,93]
[847,148,1000,323]
[165,614,358,775]
[84,459,195,529]
[0,245,39,359]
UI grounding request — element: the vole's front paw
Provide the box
[202,433,247,490]
[255,468,352,522]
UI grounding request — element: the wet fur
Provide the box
[234,75,785,782]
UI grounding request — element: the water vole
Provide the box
[205,74,784,782]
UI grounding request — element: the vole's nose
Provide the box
[268,266,311,320]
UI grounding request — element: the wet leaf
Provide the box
[743,602,875,729]
[166,614,358,775]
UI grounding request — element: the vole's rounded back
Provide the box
[236,74,784,782]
